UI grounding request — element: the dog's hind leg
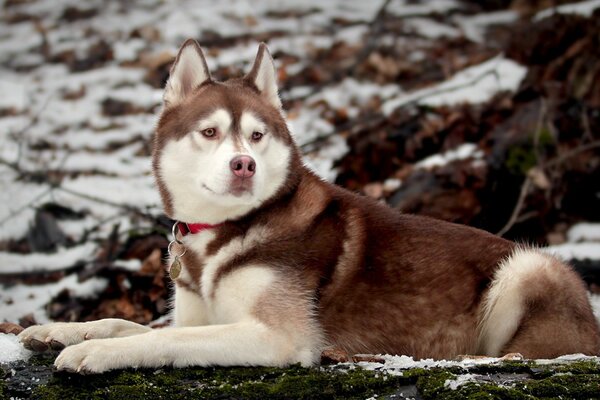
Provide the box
[19,319,151,352]
[477,248,600,358]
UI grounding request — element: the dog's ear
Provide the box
[245,43,282,110]
[164,39,211,108]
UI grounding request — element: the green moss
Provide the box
[505,128,555,176]
[9,358,600,399]
[506,145,537,175]
[417,369,457,399]
[30,365,409,400]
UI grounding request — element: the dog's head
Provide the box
[153,39,299,224]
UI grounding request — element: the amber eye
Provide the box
[251,131,264,142]
[201,128,217,138]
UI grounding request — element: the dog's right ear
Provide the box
[163,39,211,108]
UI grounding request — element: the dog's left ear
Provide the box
[245,43,282,110]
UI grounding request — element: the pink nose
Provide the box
[230,155,256,178]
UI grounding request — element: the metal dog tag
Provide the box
[169,257,182,280]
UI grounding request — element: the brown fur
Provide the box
[153,42,600,360]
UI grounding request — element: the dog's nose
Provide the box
[230,155,256,178]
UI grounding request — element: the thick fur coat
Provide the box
[19,40,600,373]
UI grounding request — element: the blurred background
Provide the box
[0,0,599,329]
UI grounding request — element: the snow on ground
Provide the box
[546,223,600,261]
[0,242,96,274]
[0,274,109,325]
[415,143,484,170]
[346,353,600,378]
[535,0,600,20]
[382,56,528,114]
[0,334,31,364]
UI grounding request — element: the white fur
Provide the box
[252,49,281,109]
[198,225,268,300]
[159,109,291,224]
[54,319,310,373]
[477,248,559,356]
[173,286,210,327]
[18,319,150,348]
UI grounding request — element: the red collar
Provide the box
[177,222,221,236]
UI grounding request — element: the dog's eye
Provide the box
[251,131,264,142]
[200,128,217,138]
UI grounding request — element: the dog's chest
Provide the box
[174,228,275,324]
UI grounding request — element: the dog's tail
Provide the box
[477,247,600,358]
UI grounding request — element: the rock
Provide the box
[2,353,600,399]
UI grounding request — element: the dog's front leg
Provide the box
[19,319,151,351]
[55,319,315,374]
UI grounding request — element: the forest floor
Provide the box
[1,0,600,398]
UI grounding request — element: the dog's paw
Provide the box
[55,340,117,374]
[19,323,85,352]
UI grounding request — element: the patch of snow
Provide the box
[544,243,600,261]
[304,134,349,182]
[444,373,480,390]
[114,259,143,272]
[0,242,97,274]
[405,17,461,39]
[0,274,109,324]
[589,294,600,322]
[535,0,600,21]
[535,354,599,365]
[455,10,519,43]
[383,56,527,114]
[0,170,52,242]
[0,334,31,364]
[416,143,483,169]
[387,0,461,17]
[566,223,600,243]
[0,78,27,111]
[383,178,402,192]
[113,39,147,62]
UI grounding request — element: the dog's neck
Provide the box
[177,222,221,236]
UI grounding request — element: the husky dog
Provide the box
[19,39,600,373]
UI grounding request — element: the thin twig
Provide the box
[497,178,532,237]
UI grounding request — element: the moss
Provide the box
[7,358,599,399]
[30,365,409,400]
[504,128,555,176]
[416,369,457,399]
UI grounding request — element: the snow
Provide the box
[351,353,600,378]
[535,0,600,20]
[454,10,519,43]
[0,274,109,324]
[0,242,97,274]
[0,78,27,111]
[405,17,461,39]
[382,56,528,114]
[387,0,460,17]
[0,334,31,364]
[567,223,600,242]
[415,143,483,169]
[545,243,600,261]
[545,222,600,260]
[444,374,480,390]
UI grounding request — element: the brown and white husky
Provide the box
[19,39,600,373]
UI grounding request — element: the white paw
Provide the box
[19,323,87,352]
[55,340,119,374]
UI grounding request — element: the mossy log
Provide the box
[2,353,600,399]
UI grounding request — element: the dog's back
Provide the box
[19,40,600,374]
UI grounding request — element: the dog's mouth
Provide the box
[228,178,253,197]
[202,181,253,197]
